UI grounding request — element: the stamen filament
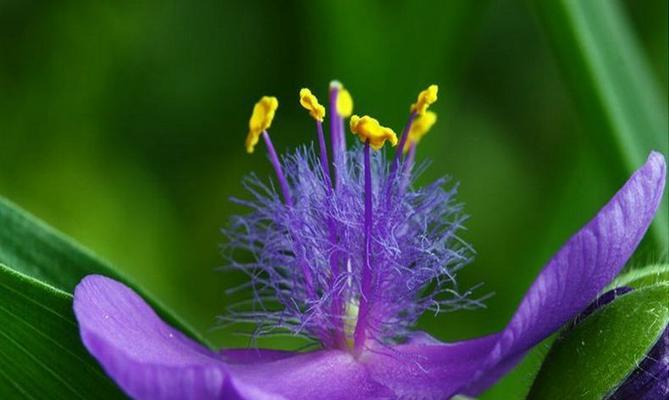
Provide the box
[353,140,373,353]
[400,141,417,192]
[262,130,323,339]
[328,226,345,349]
[262,131,293,206]
[329,82,348,188]
[390,112,417,178]
[317,121,345,346]
[384,113,416,204]
[405,141,417,171]
[315,121,332,187]
[301,87,345,346]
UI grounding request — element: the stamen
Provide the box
[336,87,353,118]
[410,84,438,116]
[243,97,292,205]
[299,88,331,186]
[390,85,438,189]
[354,139,374,353]
[401,142,417,193]
[245,96,279,154]
[403,111,437,154]
[300,88,346,346]
[393,85,438,163]
[390,113,417,178]
[349,116,396,353]
[261,132,293,206]
[329,81,353,188]
[350,115,398,150]
[405,141,417,173]
[298,88,326,121]
[402,111,438,186]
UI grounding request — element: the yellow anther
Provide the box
[330,81,353,117]
[404,111,437,153]
[299,88,325,121]
[410,84,438,115]
[245,96,279,154]
[337,88,353,117]
[349,115,398,150]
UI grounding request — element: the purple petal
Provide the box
[74,275,278,400]
[220,348,299,364]
[228,350,394,400]
[361,334,499,399]
[465,151,666,394]
[492,152,664,357]
[75,275,393,399]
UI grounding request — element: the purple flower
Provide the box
[73,83,667,399]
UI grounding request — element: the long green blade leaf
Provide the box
[0,196,208,346]
[0,263,126,399]
[535,0,669,251]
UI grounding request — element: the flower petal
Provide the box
[371,152,665,399]
[220,348,299,364]
[466,151,666,393]
[75,275,394,399]
[228,350,394,400]
[74,275,279,400]
[360,334,499,399]
[494,152,664,356]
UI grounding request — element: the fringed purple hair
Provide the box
[223,83,478,351]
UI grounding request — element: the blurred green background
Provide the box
[0,0,666,397]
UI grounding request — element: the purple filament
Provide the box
[315,120,332,187]
[353,140,374,353]
[262,131,293,206]
[329,85,347,188]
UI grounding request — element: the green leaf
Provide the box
[0,196,209,346]
[0,263,126,398]
[528,283,669,399]
[534,0,669,252]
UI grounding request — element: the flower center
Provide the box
[226,82,473,353]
